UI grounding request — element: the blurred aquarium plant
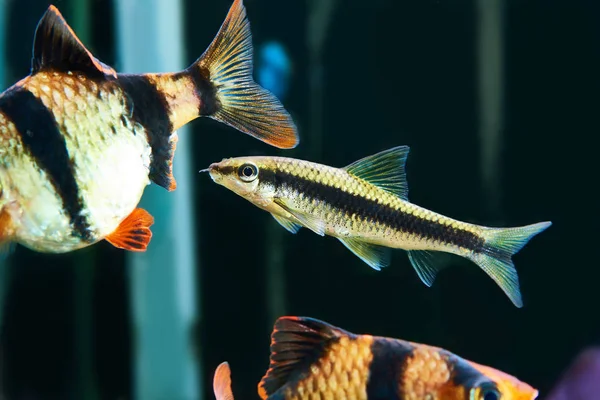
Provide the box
[114,0,201,399]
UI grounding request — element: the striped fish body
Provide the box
[207,147,551,307]
[249,156,483,253]
[0,0,298,254]
[212,316,539,400]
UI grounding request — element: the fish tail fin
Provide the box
[188,0,298,149]
[471,221,552,308]
[213,362,235,400]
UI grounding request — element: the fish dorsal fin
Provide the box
[343,145,410,201]
[258,316,350,399]
[31,5,116,78]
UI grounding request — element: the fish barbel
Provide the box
[0,0,298,254]
[205,146,551,307]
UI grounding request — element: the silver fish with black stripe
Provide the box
[205,146,551,307]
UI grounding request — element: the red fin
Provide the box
[213,362,235,400]
[106,208,154,252]
[257,316,349,399]
[32,5,117,78]
[0,207,15,258]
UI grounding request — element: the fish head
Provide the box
[396,345,536,400]
[432,358,538,400]
[206,156,276,209]
[462,361,539,400]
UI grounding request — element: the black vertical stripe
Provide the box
[366,338,413,400]
[450,355,493,388]
[0,87,92,240]
[117,74,174,190]
[184,66,219,116]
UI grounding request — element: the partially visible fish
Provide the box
[213,316,539,400]
[0,0,298,254]
[204,146,551,307]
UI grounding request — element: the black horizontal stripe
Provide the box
[118,74,174,189]
[0,87,92,241]
[367,338,413,400]
[262,169,484,251]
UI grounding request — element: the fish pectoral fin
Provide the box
[32,5,117,78]
[343,146,410,201]
[407,250,449,287]
[273,198,325,236]
[213,362,235,400]
[105,208,154,252]
[271,213,302,234]
[258,316,349,399]
[338,237,391,271]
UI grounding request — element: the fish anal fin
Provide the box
[213,362,235,400]
[338,237,391,271]
[258,316,349,399]
[106,208,154,252]
[271,213,302,234]
[273,198,325,236]
[32,5,116,78]
[343,146,410,200]
[407,250,449,287]
[150,133,178,191]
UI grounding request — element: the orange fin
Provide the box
[213,362,235,400]
[32,5,117,78]
[105,208,154,252]
[257,316,349,399]
[0,206,16,258]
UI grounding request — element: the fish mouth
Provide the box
[199,163,221,182]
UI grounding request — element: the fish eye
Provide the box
[473,384,501,400]
[238,163,258,182]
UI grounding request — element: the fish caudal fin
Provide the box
[472,221,552,308]
[213,362,235,400]
[105,208,154,252]
[189,0,299,149]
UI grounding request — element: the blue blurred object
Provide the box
[257,40,291,100]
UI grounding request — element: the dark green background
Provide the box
[0,0,598,399]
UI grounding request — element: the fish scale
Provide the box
[18,71,153,247]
